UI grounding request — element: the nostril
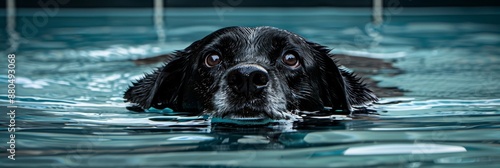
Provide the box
[251,72,269,87]
[227,71,241,86]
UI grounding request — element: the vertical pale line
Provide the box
[373,0,383,25]
[154,0,166,44]
[6,0,20,53]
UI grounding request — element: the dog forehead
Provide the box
[203,27,305,63]
[232,28,295,62]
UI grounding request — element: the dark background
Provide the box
[3,0,500,8]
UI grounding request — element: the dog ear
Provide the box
[123,52,192,111]
[338,67,379,107]
[309,42,378,113]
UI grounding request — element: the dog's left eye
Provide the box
[282,52,300,68]
[204,53,222,67]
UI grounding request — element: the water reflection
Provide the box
[343,143,466,155]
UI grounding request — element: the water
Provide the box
[1,7,500,167]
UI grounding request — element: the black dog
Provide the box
[124,26,377,120]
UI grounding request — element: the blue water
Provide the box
[1,7,500,167]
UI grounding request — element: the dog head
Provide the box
[124,26,377,120]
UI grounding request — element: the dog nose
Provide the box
[227,64,269,95]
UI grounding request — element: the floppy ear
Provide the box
[310,42,378,113]
[123,52,192,111]
[338,66,379,107]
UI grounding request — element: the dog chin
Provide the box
[211,108,290,126]
[220,107,271,118]
[211,106,288,120]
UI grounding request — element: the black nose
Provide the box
[227,64,269,96]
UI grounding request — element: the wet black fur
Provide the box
[124,26,378,118]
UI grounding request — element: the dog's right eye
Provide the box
[204,53,222,67]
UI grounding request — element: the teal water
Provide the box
[1,7,500,167]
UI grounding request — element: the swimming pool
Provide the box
[1,7,500,167]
